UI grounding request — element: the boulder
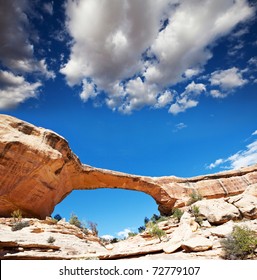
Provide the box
[209,221,234,237]
[228,194,257,219]
[181,236,213,252]
[105,244,114,250]
[163,212,198,254]
[243,184,257,197]
[193,199,240,224]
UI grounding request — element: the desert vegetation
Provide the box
[221,225,257,260]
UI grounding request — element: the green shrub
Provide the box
[11,221,30,231]
[156,216,169,223]
[147,222,166,242]
[88,221,98,236]
[47,236,56,244]
[187,190,203,205]
[191,205,203,226]
[11,209,22,222]
[110,237,119,243]
[221,225,257,260]
[128,232,137,237]
[69,213,82,228]
[150,214,161,223]
[144,217,150,225]
[138,226,146,233]
[172,208,184,222]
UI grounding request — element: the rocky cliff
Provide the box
[1,114,257,218]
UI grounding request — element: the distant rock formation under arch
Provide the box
[1,114,257,218]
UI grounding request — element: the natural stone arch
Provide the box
[1,114,257,219]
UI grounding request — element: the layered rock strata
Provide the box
[1,114,257,218]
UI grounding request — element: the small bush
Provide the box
[47,236,56,244]
[11,209,22,222]
[156,216,169,223]
[69,213,82,228]
[128,232,137,237]
[147,222,166,242]
[138,226,146,233]
[172,208,184,222]
[88,221,98,236]
[150,214,161,223]
[144,217,150,225]
[221,225,257,260]
[110,237,119,243]
[187,190,203,205]
[11,221,30,231]
[191,205,203,226]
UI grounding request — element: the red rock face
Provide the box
[1,114,257,218]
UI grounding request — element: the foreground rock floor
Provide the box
[1,186,257,260]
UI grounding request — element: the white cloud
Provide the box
[228,140,257,169]
[169,81,206,115]
[207,132,257,170]
[61,0,254,113]
[210,89,228,99]
[0,0,55,109]
[0,0,34,72]
[117,228,132,239]
[80,79,98,102]
[101,234,114,241]
[248,57,257,67]
[209,67,247,90]
[207,158,224,169]
[37,59,56,80]
[61,0,169,87]
[173,122,187,132]
[0,1,55,77]
[43,2,54,15]
[154,90,174,109]
[184,68,202,79]
[0,70,41,109]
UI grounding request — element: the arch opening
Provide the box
[53,188,159,238]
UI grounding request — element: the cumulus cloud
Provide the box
[207,158,225,169]
[169,81,206,115]
[209,67,248,90]
[43,2,54,15]
[0,70,41,109]
[101,234,114,241]
[80,79,98,102]
[207,131,257,170]
[0,0,55,109]
[0,0,34,72]
[117,228,132,239]
[210,89,228,99]
[61,0,254,113]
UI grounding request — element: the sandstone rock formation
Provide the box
[1,114,257,218]
[192,199,241,224]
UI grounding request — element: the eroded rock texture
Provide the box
[1,114,257,218]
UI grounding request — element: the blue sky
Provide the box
[0,0,257,238]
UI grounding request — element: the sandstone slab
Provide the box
[228,194,257,219]
[193,199,240,224]
[181,236,213,252]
